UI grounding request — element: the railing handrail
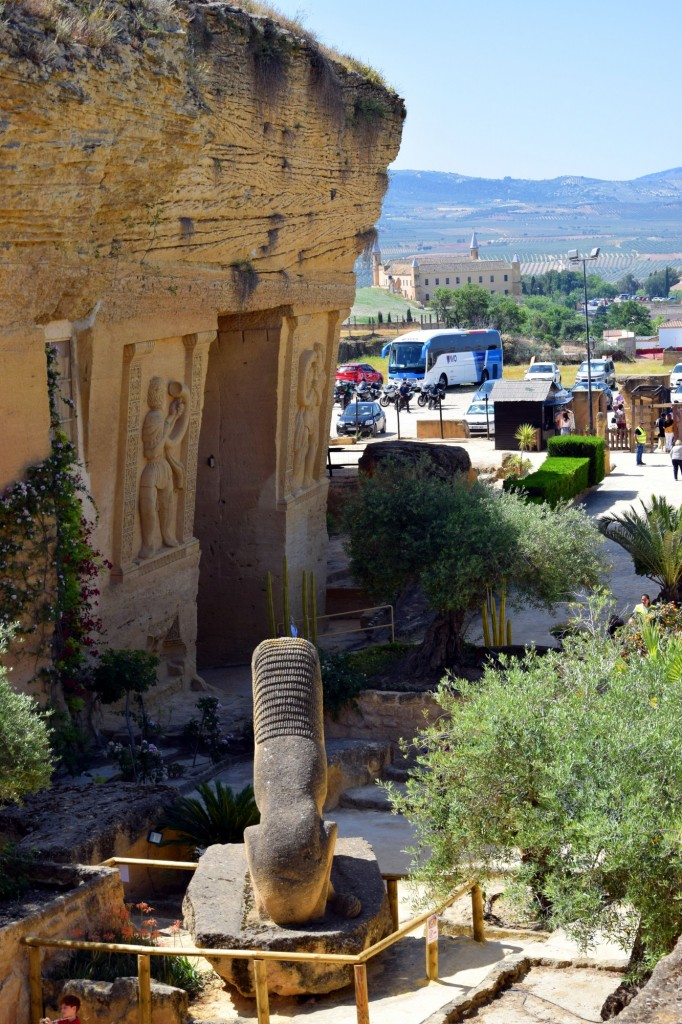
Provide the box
[24,860,483,1024]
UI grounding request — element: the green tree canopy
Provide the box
[606,299,654,335]
[431,287,457,326]
[643,266,681,298]
[490,295,527,334]
[342,460,605,671]
[388,619,682,975]
[448,283,493,328]
[615,272,641,295]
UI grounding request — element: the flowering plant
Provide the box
[182,696,232,765]
[106,739,168,784]
[54,901,203,996]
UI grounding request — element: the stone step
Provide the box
[381,763,412,783]
[338,781,406,812]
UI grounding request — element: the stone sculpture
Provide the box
[138,377,190,559]
[292,344,324,492]
[244,637,361,926]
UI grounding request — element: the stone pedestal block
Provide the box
[183,837,392,996]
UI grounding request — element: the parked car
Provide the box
[465,399,494,435]
[473,378,495,401]
[336,400,387,437]
[575,358,616,389]
[524,362,562,385]
[671,385,682,405]
[335,362,383,385]
[570,381,613,410]
[670,364,682,389]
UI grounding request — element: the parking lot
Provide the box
[330,383,482,442]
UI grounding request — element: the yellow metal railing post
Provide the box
[354,963,370,1024]
[386,878,399,932]
[138,953,151,1024]
[253,959,270,1024]
[28,945,43,1024]
[471,884,485,943]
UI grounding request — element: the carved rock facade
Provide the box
[0,3,403,689]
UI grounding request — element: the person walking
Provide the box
[634,422,647,465]
[672,437,682,480]
[655,411,667,451]
[659,411,671,452]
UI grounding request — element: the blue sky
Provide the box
[269,0,680,181]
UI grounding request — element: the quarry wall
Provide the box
[0,0,404,686]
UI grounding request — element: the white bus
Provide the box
[381,328,503,387]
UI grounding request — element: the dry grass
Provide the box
[230,0,393,91]
[6,0,180,51]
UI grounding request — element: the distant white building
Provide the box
[372,232,522,304]
[659,319,682,348]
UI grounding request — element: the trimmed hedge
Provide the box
[504,456,590,505]
[546,434,606,486]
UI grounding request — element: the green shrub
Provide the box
[319,650,367,719]
[0,625,54,805]
[158,781,259,849]
[547,434,606,486]
[504,456,590,505]
[347,642,414,678]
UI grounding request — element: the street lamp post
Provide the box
[568,247,600,434]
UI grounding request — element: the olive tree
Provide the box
[387,621,682,976]
[0,627,54,805]
[342,459,605,672]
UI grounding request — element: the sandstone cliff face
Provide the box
[0,1,404,681]
[0,1,404,332]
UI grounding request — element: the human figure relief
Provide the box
[138,377,190,560]
[292,343,324,492]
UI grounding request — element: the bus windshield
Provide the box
[388,341,425,375]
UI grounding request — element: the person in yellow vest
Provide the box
[634,422,647,465]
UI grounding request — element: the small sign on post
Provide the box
[425,913,439,981]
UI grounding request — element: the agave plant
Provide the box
[158,781,259,849]
[598,495,682,601]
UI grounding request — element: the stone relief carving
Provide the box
[138,376,190,560]
[244,637,361,926]
[291,342,324,493]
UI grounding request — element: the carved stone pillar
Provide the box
[116,340,155,571]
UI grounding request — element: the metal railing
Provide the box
[22,856,484,1024]
[316,604,395,646]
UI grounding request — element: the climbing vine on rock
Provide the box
[0,344,109,706]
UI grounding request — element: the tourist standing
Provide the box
[634,422,647,465]
[656,411,667,451]
[614,403,627,433]
[672,438,682,480]
[665,412,675,453]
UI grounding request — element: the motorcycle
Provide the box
[355,380,381,402]
[397,381,417,412]
[379,382,399,408]
[426,382,446,410]
[334,381,354,409]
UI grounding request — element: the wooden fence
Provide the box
[22,857,485,1024]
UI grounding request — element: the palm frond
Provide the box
[158,781,259,847]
